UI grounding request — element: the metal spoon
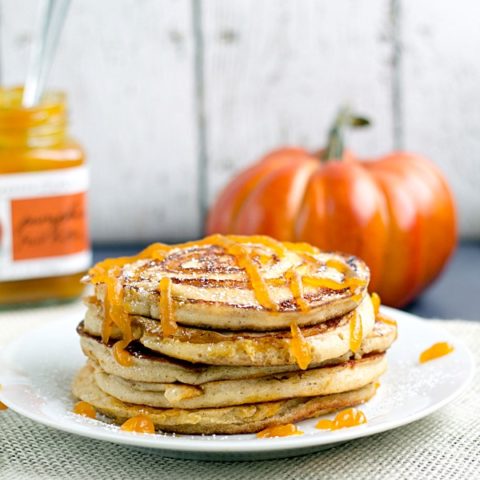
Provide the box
[22,0,71,107]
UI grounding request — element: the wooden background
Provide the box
[2,0,479,242]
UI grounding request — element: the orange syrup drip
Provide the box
[0,401,8,411]
[316,408,367,431]
[113,340,133,366]
[158,277,177,336]
[73,401,96,419]
[227,235,287,258]
[120,415,155,434]
[419,342,454,364]
[290,320,312,370]
[377,314,397,327]
[256,423,303,438]
[349,310,363,353]
[137,242,170,260]
[350,293,364,305]
[228,243,277,311]
[371,292,381,317]
[267,277,286,287]
[285,269,309,312]
[282,241,319,255]
[325,258,349,274]
[302,276,367,291]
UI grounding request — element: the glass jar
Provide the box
[0,87,90,306]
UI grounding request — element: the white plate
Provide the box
[0,307,474,461]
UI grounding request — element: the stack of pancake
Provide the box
[73,234,397,434]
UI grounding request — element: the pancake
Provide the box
[91,353,386,409]
[72,363,378,434]
[79,319,397,384]
[82,294,375,366]
[87,235,370,331]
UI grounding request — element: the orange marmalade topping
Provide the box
[316,408,367,431]
[158,277,177,336]
[371,292,381,316]
[0,401,8,410]
[256,423,303,438]
[349,310,363,353]
[285,269,309,312]
[419,342,454,364]
[120,415,155,434]
[113,340,133,366]
[73,401,96,419]
[289,320,313,370]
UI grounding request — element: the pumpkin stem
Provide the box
[323,106,371,161]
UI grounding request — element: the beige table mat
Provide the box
[0,302,478,480]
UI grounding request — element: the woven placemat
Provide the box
[0,302,478,480]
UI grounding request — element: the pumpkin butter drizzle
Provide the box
[316,407,367,431]
[257,423,303,438]
[73,401,96,419]
[419,342,454,364]
[88,235,367,368]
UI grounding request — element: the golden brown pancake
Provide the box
[79,319,396,384]
[87,237,370,331]
[72,363,377,435]
[72,235,394,435]
[91,353,386,409]
[82,294,375,366]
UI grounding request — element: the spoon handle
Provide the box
[22,0,71,107]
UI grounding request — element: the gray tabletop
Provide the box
[93,241,480,321]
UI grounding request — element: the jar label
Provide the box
[0,166,91,281]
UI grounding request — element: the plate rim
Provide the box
[0,306,475,454]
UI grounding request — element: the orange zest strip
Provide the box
[419,342,454,364]
[285,269,309,312]
[316,408,367,431]
[349,311,363,353]
[113,340,133,366]
[289,320,312,370]
[371,292,381,317]
[257,423,303,438]
[73,401,96,419]
[120,415,155,434]
[158,277,177,336]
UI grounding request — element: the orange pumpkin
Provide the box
[206,109,457,307]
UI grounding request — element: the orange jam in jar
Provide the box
[0,87,90,306]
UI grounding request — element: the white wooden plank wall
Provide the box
[1,0,479,240]
[402,0,480,237]
[1,0,200,242]
[202,0,393,205]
